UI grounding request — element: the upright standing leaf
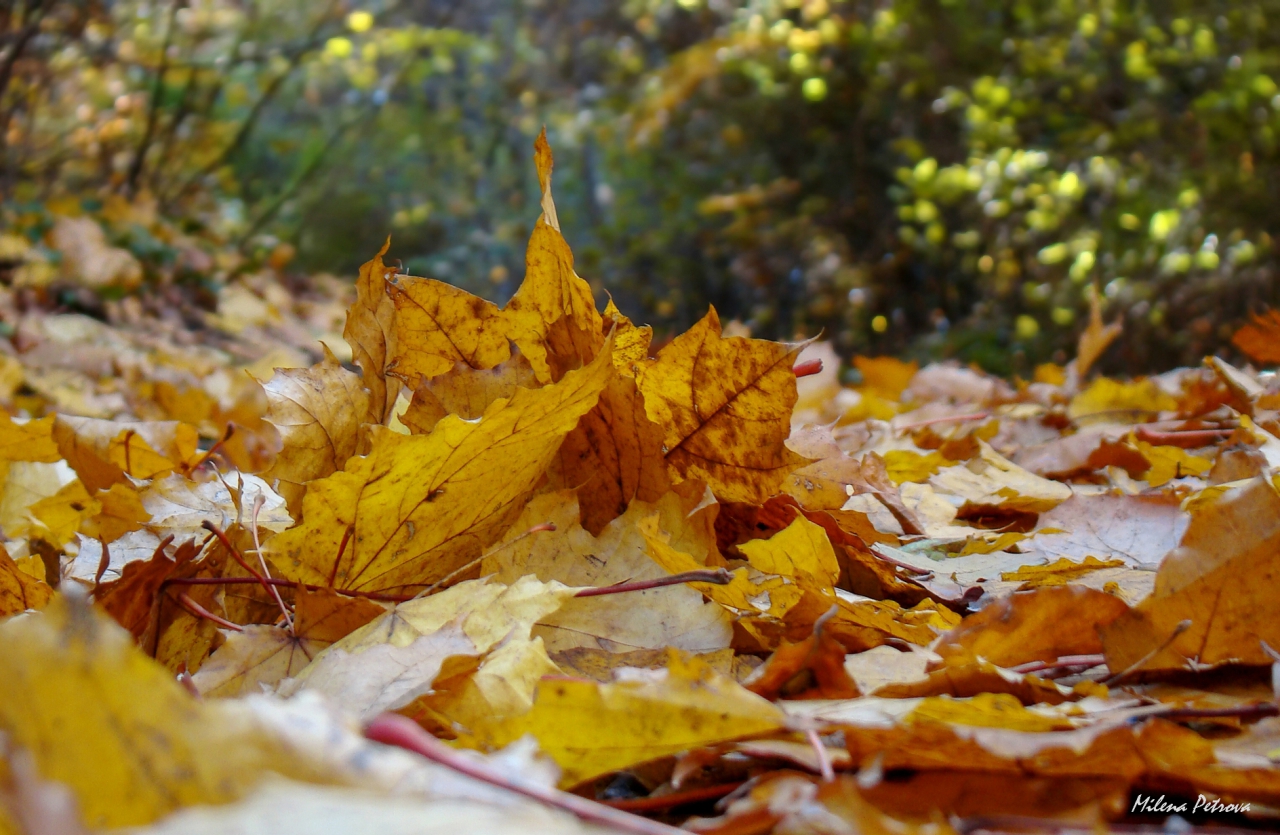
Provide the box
[637,307,807,503]
[503,130,603,384]
[343,238,401,422]
[386,273,510,384]
[258,347,373,509]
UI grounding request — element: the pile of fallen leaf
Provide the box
[3,132,1280,835]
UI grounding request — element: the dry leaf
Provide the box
[386,273,511,383]
[343,238,402,422]
[1101,474,1280,672]
[637,307,807,503]
[268,342,610,595]
[484,649,787,787]
[258,347,373,508]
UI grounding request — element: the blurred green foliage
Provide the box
[4,0,1280,373]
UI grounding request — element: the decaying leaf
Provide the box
[637,308,808,503]
[343,238,402,423]
[280,576,576,720]
[481,491,732,654]
[1101,474,1280,673]
[484,650,787,787]
[258,347,374,507]
[386,273,511,383]
[268,343,611,595]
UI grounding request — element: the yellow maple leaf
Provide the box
[52,416,200,491]
[386,272,511,383]
[268,340,611,595]
[483,649,787,788]
[401,350,538,435]
[258,346,374,510]
[343,237,402,423]
[637,307,808,503]
[1129,438,1213,487]
[1068,377,1177,422]
[737,514,840,587]
[0,543,52,616]
[0,414,60,463]
[503,129,604,384]
[0,595,323,828]
[854,355,918,401]
[81,481,151,543]
[603,299,653,375]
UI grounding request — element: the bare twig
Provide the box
[1133,426,1232,448]
[363,713,686,835]
[1010,654,1107,677]
[124,0,184,194]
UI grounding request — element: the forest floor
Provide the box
[2,137,1279,835]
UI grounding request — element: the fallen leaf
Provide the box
[0,414,61,463]
[933,585,1129,669]
[482,491,732,654]
[401,351,538,435]
[258,347,373,509]
[1068,378,1177,422]
[486,649,787,787]
[1021,492,1187,568]
[0,543,53,616]
[385,272,511,384]
[52,416,200,491]
[1231,309,1280,366]
[553,367,671,534]
[1101,474,1280,672]
[268,343,610,595]
[502,129,604,385]
[280,576,576,720]
[343,238,401,422]
[637,308,807,504]
[190,624,325,697]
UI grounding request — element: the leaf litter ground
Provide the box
[2,133,1280,834]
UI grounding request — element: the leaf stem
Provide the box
[175,592,243,632]
[895,412,989,431]
[1009,654,1107,677]
[573,568,733,598]
[250,492,293,632]
[806,729,835,782]
[601,781,745,813]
